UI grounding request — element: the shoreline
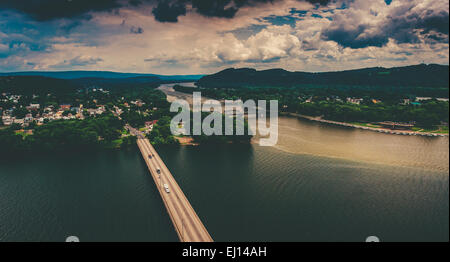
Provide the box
[281,112,449,137]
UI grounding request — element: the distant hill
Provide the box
[0,74,196,95]
[0,76,79,94]
[197,64,449,89]
[0,71,204,81]
[72,76,162,90]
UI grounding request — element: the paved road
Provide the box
[126,125,213,242]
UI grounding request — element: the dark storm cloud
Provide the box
[323,24,389,49]
[190,0,331,19]
[418,10,449,35]
[322,5,449,49]
[304,0,331,5]
[0,0,122,21]
[0,0,332,23]
[191,0,238,18]
[152,1,187,22]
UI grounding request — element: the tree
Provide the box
[13,107,28,118]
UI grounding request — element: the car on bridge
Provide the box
[148,154,152,159]
[156,168,161,174]
[163,184,170,193]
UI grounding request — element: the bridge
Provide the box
[126,125,213,242]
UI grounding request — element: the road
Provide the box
[126,125,213,242]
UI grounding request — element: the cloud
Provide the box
[130,26,144,34]
[322,0,449,48]
[0,43,9,55]
[152,1,187,22]
[0,0,448,74]
[0,0,333,23]
[191,0,239,18]
[49,55,103,68]
[0,0,122,21]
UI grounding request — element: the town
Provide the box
[0,87,161,134]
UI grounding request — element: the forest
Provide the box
[173,85,449,129]
[0,113,137,156]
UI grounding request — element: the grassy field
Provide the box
[349,122,381,128]
[411,125,449,134]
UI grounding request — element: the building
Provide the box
[60,104,71,110]
[24,114,33,123]
[29,103,40,109]
[2,115,12,126]
[402,99,411,105]
[13,118,24,125]
[416,97,432,102]
[347,98,363,105]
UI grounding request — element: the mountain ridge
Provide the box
[0,71,204,81]
[197,64,449,89]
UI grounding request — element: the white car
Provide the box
[163,184,170,193]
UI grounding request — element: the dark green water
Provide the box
[0,144,448,241]
[159,145,448,242]
[0,149,177,241]
[0,116,449,241]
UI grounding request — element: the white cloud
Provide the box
[0,0,448,73]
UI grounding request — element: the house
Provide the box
[29,103,40,110]
[13,118,24,125]
[2,119,12,125]
[60,104,71,110]
[2,115,12,126]
[2,115,11,121]
[24,114,33,123]
[416,97,432,102]
[402,99,410,105]
[347,98,363,105]
[87,109,97,116]
[95,105,105,114]
[131,100,145,107]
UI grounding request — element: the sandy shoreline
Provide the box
[281,112,449,137]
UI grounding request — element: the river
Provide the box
[0,83,448,241]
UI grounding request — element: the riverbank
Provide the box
[174,136,199,146]
[281,112,449,137]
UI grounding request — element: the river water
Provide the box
[0,84,448,241]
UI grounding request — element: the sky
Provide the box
[0,0,448,74]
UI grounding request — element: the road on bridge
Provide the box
[126,125,213,242]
